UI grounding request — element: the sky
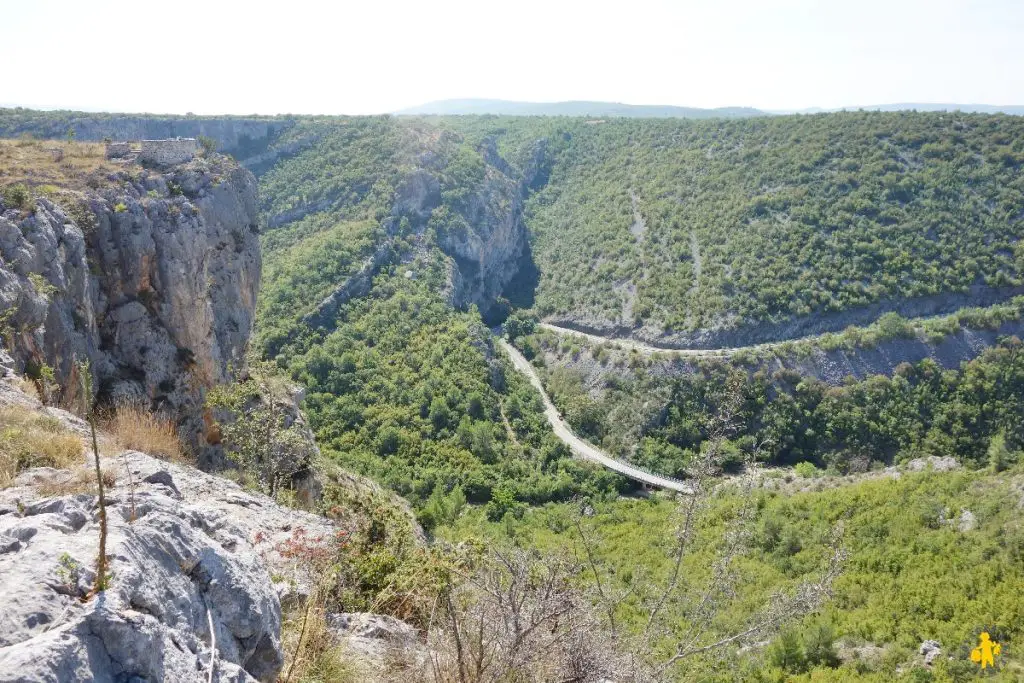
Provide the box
[3,0,1023,115]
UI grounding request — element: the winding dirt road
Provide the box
[536,322,844,358]
[498,338,693,493]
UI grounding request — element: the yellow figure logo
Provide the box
[970,632,1001,669]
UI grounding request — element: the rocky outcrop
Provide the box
[292,137,549,330]
[919,640,942,666]
[765,318,1024,384]
[547,283,1024,351]
[541,316,1024,389]
[0,155,260,459]
[443,139,549,314]
[439,162,528,312]
[299,241,395,332]
[0,376,426,682]
[326,612,425,673]
[417,139,547,316]
[0,445,335,683]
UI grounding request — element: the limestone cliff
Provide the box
[301,138,548,330]
[0,154,260,460]
[439,167,527,311]
[440,139,547,314]
[0,383,333,682]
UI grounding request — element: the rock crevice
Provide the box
[0,441,336,683]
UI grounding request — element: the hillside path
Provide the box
[497,338,693,493]
[538,322,736,356]
[536,322,841,357]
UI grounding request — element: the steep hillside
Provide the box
[447,461,1024,681]
[226,117,622,514]
[253,115,545,348]
[519,325,1024,475]
[481,112,1024,346]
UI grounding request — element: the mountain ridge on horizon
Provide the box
[4,100,1024,119]
[394,98,766,118]
[398,98,1024,118]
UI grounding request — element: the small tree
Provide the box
[503,310,538,341]
[767,630,806,673]
[197,135,217,157]
[427,546,623,683]
[1,183,34,211]
[207,360,314,497]
[78,361,109,594]
[988,431,1010,473]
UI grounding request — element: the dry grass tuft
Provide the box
[0,139,116,193]
[10,375,42,402]
[0,405,84,488]
[104,402,190,464]
[37,466,117,497]
[281,604,360,683]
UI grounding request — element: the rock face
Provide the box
[326,612,423,671]
[919,639,942,666]
[300,241,395,333]
[0,155,260,459]
[0,113,287,158]
[401,138,548,318]
[295,138,549,330]
[541,315,1024,393]
[444,139,549,315]
[548,282,1024,350]
[0,446,336,683]
[438,160,529,313]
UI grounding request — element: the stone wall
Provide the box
[105,141,131,159]
[139,138,200,165]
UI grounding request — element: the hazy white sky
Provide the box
[3,0,1022,114]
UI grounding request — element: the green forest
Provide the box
[531,334,1024,478]
[496,112,1024,334]
[445,466,1024,681]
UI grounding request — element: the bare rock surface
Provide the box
[326,612,424,676]
[919,639,942,666]
[904,456,960,473]
[546,283,1024,351]
[0,443,334,683]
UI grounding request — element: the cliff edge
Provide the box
[0,150,260,462]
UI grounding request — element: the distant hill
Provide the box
[772,103,1024,116]
[856,103,1024,115]
[395,98,766,119]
